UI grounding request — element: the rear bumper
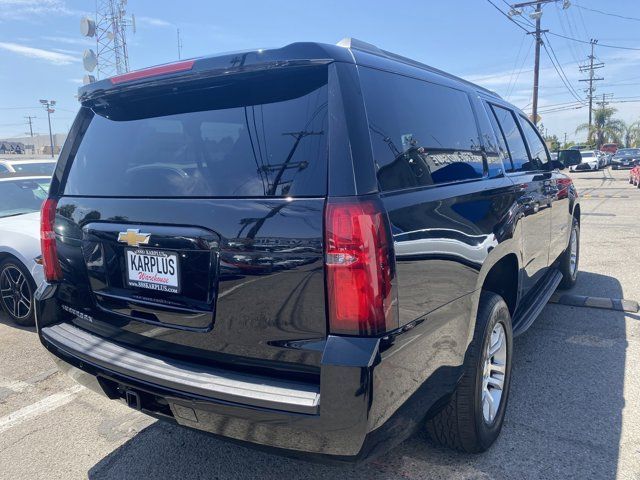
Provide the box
[36,283,464,461]
[39,323,373,459]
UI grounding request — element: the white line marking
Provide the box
[0,385,84,434]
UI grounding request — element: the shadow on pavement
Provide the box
[88,271,626,480]
[0,311,35,332]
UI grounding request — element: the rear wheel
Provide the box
[426,291,513,453]
[0,259,36,326]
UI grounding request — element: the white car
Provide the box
[0,174,50,326]
[569,150,599,172]
[0,159,56,176]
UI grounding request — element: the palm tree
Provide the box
[621,120,640,148]
[575,106,625,148]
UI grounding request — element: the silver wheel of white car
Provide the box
[0,260,36,326]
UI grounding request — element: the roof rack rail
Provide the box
[336,37,502,100]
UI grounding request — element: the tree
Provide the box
[621,120,640,148]
[575,106,625,148]
[544,133,560,151]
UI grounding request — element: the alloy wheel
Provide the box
[569,226,578,277]
[481,322,507,425]
[0,265,32,320]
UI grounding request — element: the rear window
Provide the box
[63,67,328,197]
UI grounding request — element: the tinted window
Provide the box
[360,68,483,191]
[64,68,328,197]
[490,105,530,173]
[483,102,509,178]
[0,178,50,218]
[518,116,549,170]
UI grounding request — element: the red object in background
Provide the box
[556,177,574,200]
[601,143,618,154]
[630,166,640,187]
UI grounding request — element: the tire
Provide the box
[426,291,513,453]
[558,217,580,290]
[0,259,36,326]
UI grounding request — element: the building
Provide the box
[0,133,67,155]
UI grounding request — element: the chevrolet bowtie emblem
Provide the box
[117,229,151,247]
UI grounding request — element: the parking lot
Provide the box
[0,167,638,480]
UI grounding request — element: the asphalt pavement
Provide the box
[1,167,638,479]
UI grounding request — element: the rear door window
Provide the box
[490,105,530,173]
[518,116,550,170]
[359,67,484,192]
[63,67,328,197]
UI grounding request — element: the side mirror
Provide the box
[551,160,565,170]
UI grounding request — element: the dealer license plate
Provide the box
[126,248,180,293]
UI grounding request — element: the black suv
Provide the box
[35,38,580,460]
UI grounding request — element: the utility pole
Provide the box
[595,93,613,110]
[578,39,604,139]
[508,1,571,126]
[24,116,36,154]
[39,99,56,158]
[177,28,183,60]
[563,132,567,148]
[530,2,543,126]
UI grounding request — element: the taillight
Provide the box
[40,198,62,282]
[324,196,398,336]
[109,60,195,85]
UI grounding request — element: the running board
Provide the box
[512,269,563,337]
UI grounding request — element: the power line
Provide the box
[573,3,640,22]
[485,0,530,33]
[542,32,586,104]
[507,38,535,99]
[546,31,640,51]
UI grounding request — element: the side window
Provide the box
[0,164,8,173]
[518,116,550,170]
[482,102,509,178]
[490,105,530,173]
[360,67,484,192]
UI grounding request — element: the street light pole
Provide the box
[39,99,56,158]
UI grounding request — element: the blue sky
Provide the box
[1,0,639,142]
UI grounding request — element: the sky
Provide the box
[1,0,639,143]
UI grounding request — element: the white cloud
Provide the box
[0,0,86,20]
[43,36,94,46]
[136,16,172,28]
[0,41,78,65]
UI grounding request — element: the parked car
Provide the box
[0,159,56,176]
[601,143,618,155]
[568,150,599,171]
[0,173,50,326]
[35,38,580,460]
[557,149,582,169]
[568,144,588,151]
[594,151,606,169]
[611,148,640,170]
[630,165,640,187]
